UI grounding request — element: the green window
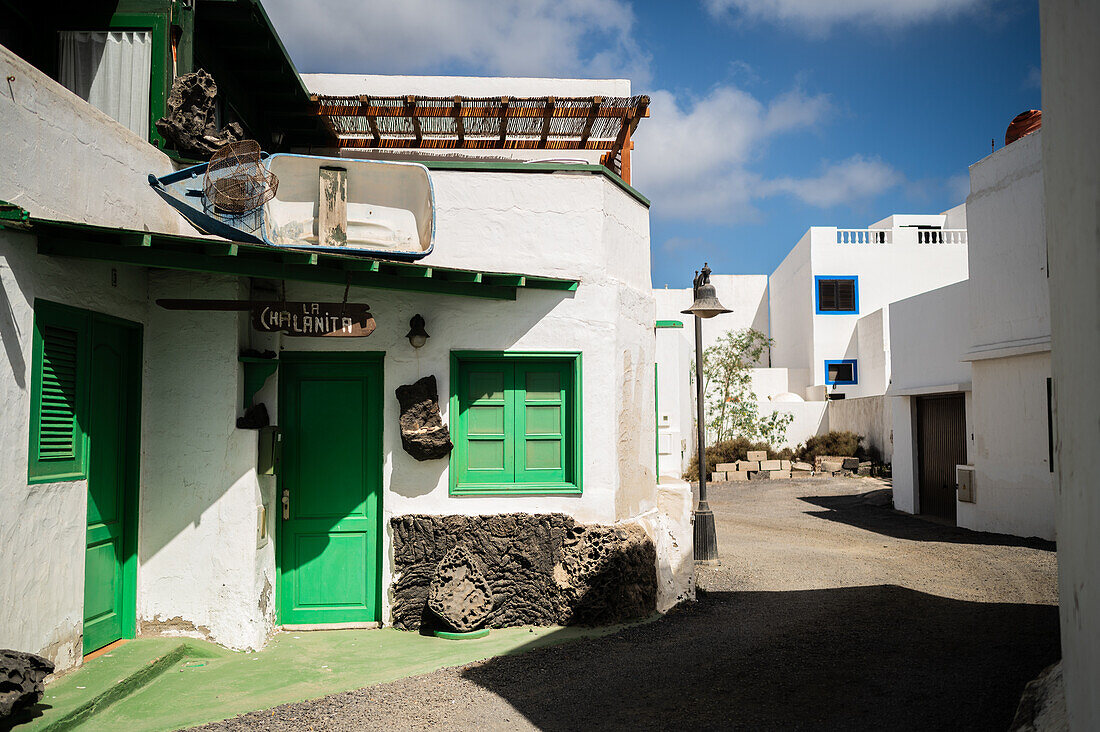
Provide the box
[450,352,581,495]
[29,301,91,483]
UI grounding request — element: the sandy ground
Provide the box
[192,477,1060,731]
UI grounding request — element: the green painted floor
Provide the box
[27,625,624,731]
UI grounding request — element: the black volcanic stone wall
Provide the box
[391,513,657,630]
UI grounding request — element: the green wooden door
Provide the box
[278,354,383,625]
[83,317,140,654]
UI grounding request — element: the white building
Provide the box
[889,129,1054,537]
[654,210,969,474]
[1041,0,1100,723]
[0,13,692,675]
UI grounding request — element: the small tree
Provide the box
[692,328,794,445]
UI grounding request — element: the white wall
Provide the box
[962,353,1054,539]
[0,43,182,234]
[760,400,827,449]
[0,44,178,671]
[966,131,1049,354]
[0,232,151,671]
[0,44,668,666]
[887,280,973,512]
[808,226,969,390]
[958,126,1054,540]
[889,282,972,393]
[1040,3,1100,723]
[768,231,814,393]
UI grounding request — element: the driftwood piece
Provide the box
[155,69,244,159]
[318,167,348,248]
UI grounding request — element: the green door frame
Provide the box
[275,351,385,625]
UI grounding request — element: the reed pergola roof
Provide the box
[312,94,650,159]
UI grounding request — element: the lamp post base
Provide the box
[693,501,719,564]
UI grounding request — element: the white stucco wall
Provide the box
[1041,1,1100,723]
[655,324,692,477]
[768,231,814,393]
[889,282,972,394]
[887,280,972,510]
[0,231,151,671]
[808,225,969,390]
[966,131,1049,356]
[0,43,182,234]
[760,400,827,449]
[962,352,1054,539]
[955,125,1054,540]
[0,47,671,666]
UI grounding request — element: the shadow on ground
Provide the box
[798,490,1057,549]
[457,584,1060,731]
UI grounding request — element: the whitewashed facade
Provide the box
[653,210,969,470]
[0,46,692,674]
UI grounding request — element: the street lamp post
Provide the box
[681,263,731,563]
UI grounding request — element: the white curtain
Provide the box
[59,31,152,140]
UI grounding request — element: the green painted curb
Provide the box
[432,628,490,640]
[41,643,192,731]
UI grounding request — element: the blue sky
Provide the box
[265,0,1040,287]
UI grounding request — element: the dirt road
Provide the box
[194,478,1060,731]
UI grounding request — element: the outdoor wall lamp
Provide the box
[681,263,731,563]
[406,314,429,349]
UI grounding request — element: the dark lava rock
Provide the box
[392,513,656,630]
[428,546,495,632]
[559,524,657,625]
[0,649,53,720]
[155,69,244,159]
[395,376,452,461]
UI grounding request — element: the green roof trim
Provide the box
[5,214,579,301]
[418,161,651,208]
[655,320,684,329]
[0,201,30,223]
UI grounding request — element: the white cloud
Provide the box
[946,173,971,202]
[632,85,898,223]
[703,0,988,30]
[766,156,903,208]
[263,0,650,82]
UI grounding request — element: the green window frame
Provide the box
[29,300,92,483]
[449,351,582,495]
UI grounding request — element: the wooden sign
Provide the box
[155,299,377,338]
[251,302,375,337]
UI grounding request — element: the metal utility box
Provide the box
[956,465,975,503]
[258,426,282,476]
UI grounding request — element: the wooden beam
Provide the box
[358,95,381,146]
[579,97,603,147]
[498,96,510,145]
[406,95,422,147]
[453,97,465,146]
[539,97,556,147]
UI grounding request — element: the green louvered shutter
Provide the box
[29,302,89,482]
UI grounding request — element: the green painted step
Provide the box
[36,641,204,731]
